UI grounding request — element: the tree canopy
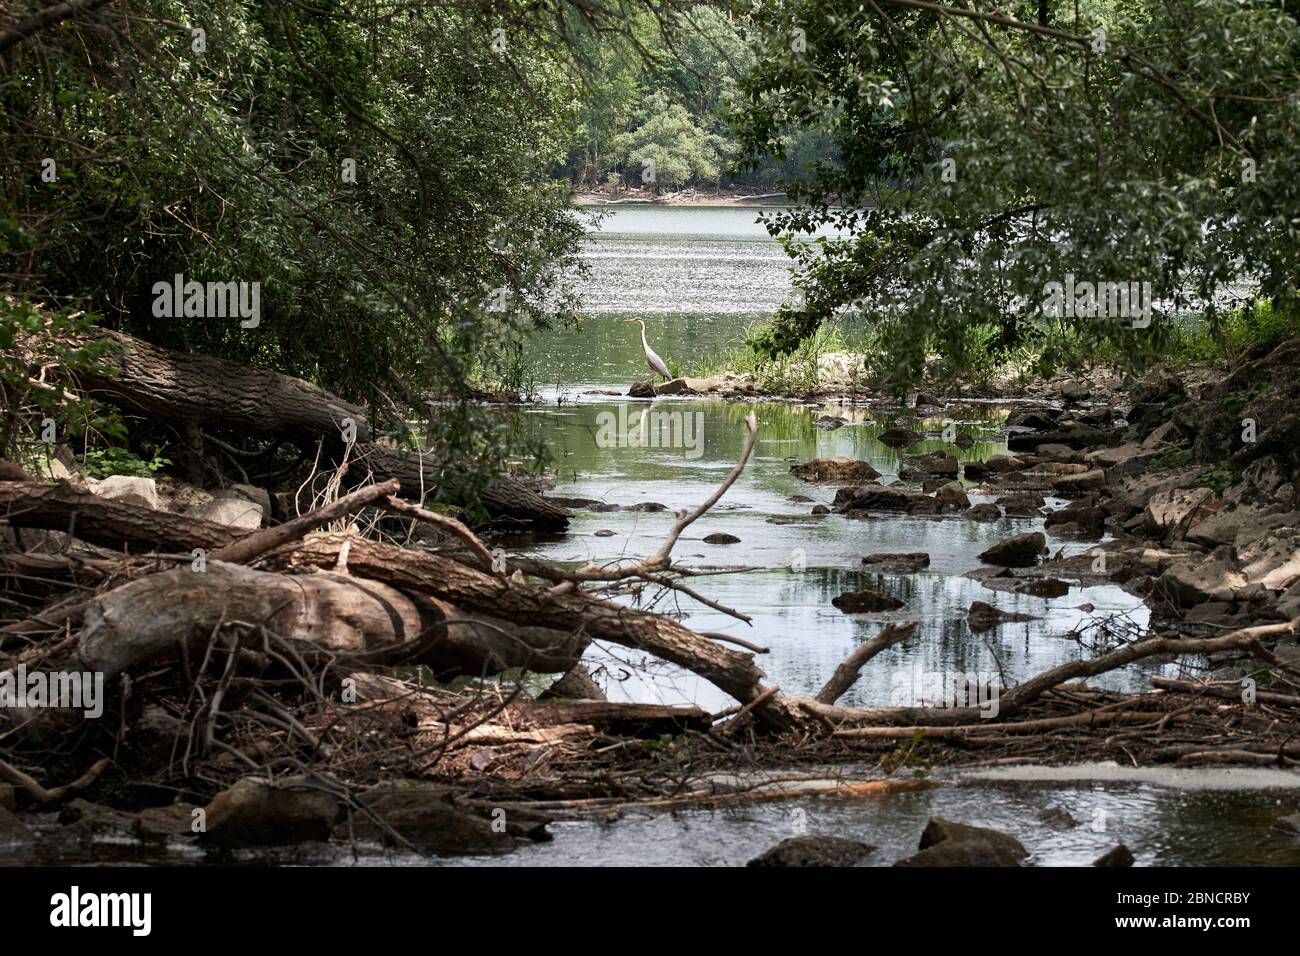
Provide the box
[732,0,1300,386]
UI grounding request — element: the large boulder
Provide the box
[1156,549,1250,607]
[192,497,264,530]
[341,780,517,854]
[1008,426,1112,452]
[1145,487,1216,540]
[835,484,923,513]
[748,835,876,867]
[978,532,1046,568]
[985,454,1027,473]
[201,776,342,847]
[997,495,1043,517]
[1006,407,1061,431]
[934,481,971,509]
[87,475,160,510]
[1085,443,1150,470]
[900,452,959,480]
[1093,844,1135,867]
[1036,443,1082,463]
[832,589,905,613]
[894,817,1027,867]
[1044,505,1105,539]
[1186,458,1297,547]
[215,483,273,517]
[791,458,881,484]
[1052,469,1107,497]
[1239,528,1300,591]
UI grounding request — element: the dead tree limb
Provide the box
[816,622,917,705]
[798,621,1300,728]
[209,479,399,565]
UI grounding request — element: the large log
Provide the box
[66,330,568,528]
[356,443,570,530]
[71,561,584,682]
[0,480,239,553]
[271,532,801,730]
[78,330,371,443]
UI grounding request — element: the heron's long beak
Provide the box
[623,319,637,324]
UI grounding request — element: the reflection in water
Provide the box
[522,397,1152,712]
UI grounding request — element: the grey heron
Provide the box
[624,318,672,381]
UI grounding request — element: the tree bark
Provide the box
[77,330,371,443]
[356,443,570,530]
[0,479,239,553]
[71,560,584,683]
[271,532,802,730]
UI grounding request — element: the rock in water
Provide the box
[1093,844,1135,867]
[747,835,876,867]
[790,457,881,483]
[1011,578,1070,598]
[934,481,970,509]
[861,552,930,573]
[978,532,1046,568]
[341,780,517,854]
[703,532,740,544]
[1037,807,1079,831]
[832,589,904,613]
[201,776,341,847]
[878,426,922,448]
[967,601,1039,632]
[894,817,1028,867]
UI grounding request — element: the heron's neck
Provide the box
[639,323,649,351]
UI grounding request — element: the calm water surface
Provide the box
[501,206,1300,864]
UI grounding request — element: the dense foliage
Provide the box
[561,3,835,191]
[1,0,606,479]
[732,0,1300,387]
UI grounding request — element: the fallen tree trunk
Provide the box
[271,532,801,730]
[77,330,371,443]
[70,560,584,683]
[356,443,570,530]
[66,329,568,528]
[0,479,239,553]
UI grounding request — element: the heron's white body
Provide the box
[629,319,671,380]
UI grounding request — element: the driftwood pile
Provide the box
[3,330,1300,826]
